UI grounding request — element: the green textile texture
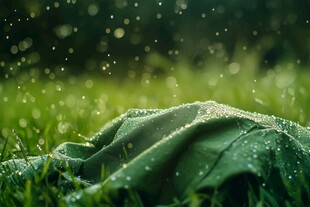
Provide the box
[1,101,310,205]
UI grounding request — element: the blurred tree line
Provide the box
[0,0,310,76]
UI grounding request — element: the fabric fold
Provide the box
[1,101,310,206]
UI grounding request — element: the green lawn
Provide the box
[1,65,309,151]
[1,64,310,206]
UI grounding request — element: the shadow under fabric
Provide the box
[1,101,310,206]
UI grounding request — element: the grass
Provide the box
[1,63,310,206]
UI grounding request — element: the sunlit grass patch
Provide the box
[1,66,310,154]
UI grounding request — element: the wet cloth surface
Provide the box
[1,101,310,205]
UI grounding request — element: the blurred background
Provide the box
[1,0,310,152]
[1,0,310,76]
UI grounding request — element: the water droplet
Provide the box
[38,138,45,145]
[32,108,41,119]
[228,62,240,75]
[58,122,69,134]
[122,163,128,168]
[85,79,94,89]
[127,143,133,149]
[88,4,99,16]
[114,28,125,39]
[247,163,254,169]
[54,24,73,39]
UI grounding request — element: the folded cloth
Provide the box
[1,101,310,206]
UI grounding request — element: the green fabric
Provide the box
[1,101,310,205]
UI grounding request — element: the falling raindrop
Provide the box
[54,24,73,39]
[10,45,18,54]
[88,4,99,16]
[228,62,240,75]
[114,28,125,39]
[19,119,28,128]
[32,108,41,119]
